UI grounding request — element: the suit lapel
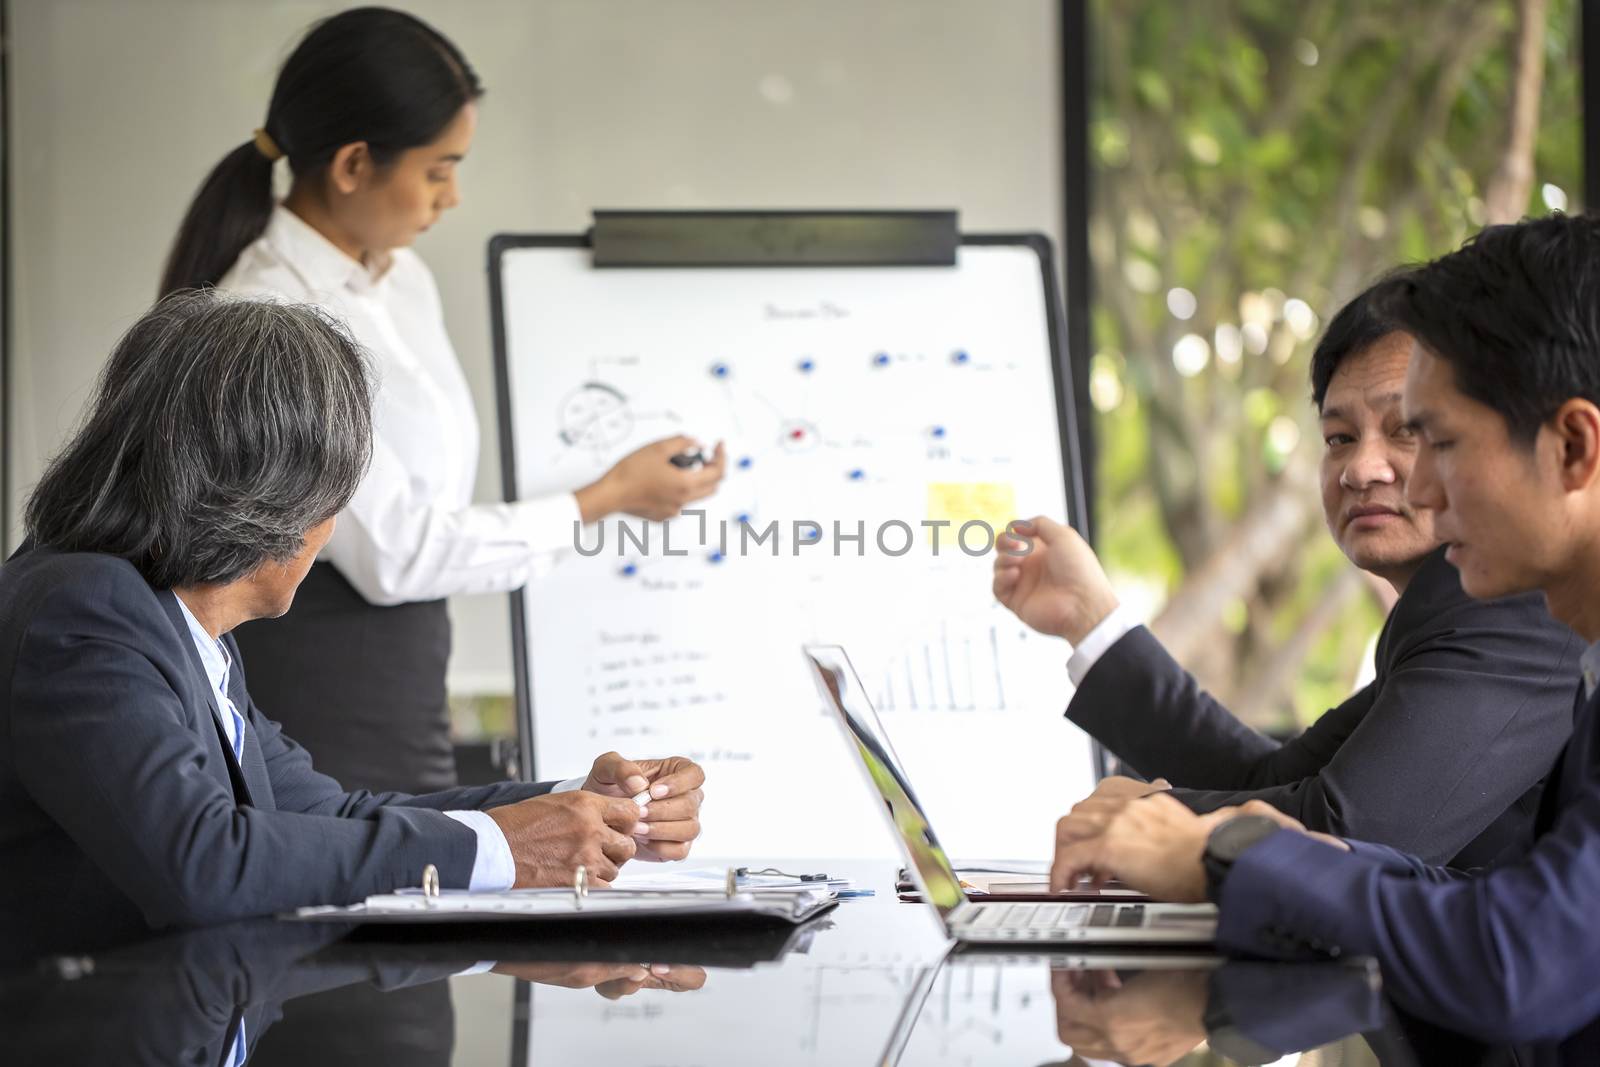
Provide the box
[157,591,258,808]
[1373,547,1455,677]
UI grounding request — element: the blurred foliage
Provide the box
[1089,0,1580,727]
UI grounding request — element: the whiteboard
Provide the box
[491,235,1097,859]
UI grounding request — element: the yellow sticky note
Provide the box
[926,482,1017,538]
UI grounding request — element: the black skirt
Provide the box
[232,562,456,794]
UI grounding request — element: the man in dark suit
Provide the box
[1050,214,1600,1061]
[0,292,705,955]
[994,289,1578,868]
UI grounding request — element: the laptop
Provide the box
[804,644,1217,945]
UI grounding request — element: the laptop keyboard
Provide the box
[959,902,1148,939]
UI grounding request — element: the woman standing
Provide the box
[160,7,724,793]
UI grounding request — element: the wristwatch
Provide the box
[1202,814,1281,903]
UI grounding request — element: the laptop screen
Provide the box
[803,645,966,919]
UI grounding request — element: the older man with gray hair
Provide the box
[0,291,703,955]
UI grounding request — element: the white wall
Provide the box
[7,0,1062,695]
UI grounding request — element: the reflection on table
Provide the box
[0,861,1528,1066]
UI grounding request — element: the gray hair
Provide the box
[24,290,374,588]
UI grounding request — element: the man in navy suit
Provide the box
[0,292,704,956]
[1048,213,1600,1062]
[994,287,1579,871]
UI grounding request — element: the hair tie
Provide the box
[252,128,284,162]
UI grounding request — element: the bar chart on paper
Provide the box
[493,237,1097,858]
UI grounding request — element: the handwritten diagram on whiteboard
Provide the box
[494,239,1096,859]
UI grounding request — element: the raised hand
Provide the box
[993,516,1121,645]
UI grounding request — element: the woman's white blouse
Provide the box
[219,206,578,605]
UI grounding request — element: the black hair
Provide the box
[25,290,374,589]
[1309,281,1406,410]
[159,6,482,296]
[1371,214,1600,446]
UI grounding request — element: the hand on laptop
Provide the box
[579,751,707,862]
[1058,777,1174,851]
[1051,792,1231,900]
[993,516,1120,645]
[1052,795,1353,900]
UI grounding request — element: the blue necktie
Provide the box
[220,697,244,764]
[215,644,246,764]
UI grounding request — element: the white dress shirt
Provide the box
[1582,639,1600,700]
[175,596,247,760]
[172,596,600,891]
[1065,602,1142,686]
[218,205,580,606]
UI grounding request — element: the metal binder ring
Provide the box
[573,864,589,908]
[422,864,440,907]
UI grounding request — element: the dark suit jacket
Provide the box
[1069,548,1579,867]
[0,547,551,951]
[1215,680,1600,1062]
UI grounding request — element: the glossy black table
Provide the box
[2,861,1512,1065]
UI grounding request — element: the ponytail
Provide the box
[158,7,482,300]
[159,141,276,297]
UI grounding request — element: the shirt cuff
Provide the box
[442,810,516,891]
[514,492,585,561]
[1066,603,1141,686]
[551,776,587,794]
